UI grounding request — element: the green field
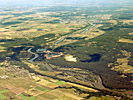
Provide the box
[0,90,9,99]
[0,94,7,99]
[55,81,66,85]
[35,86,50,92]
[18,94,36,100]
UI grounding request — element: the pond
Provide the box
[81,54,101,63]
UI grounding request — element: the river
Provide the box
[27,48,39,62]
[54,24,97,44]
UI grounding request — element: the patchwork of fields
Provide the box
[0,3,133,100]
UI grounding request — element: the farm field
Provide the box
[0,90,9,99]
[0,1,133,100]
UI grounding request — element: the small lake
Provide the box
[81,54,101,63]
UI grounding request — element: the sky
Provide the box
[0,0,132,7]
[0,0,91,7]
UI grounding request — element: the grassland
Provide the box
[55,81,66,85]
[35,86,50,92]
[18,93,36,100]
[0,90,9,99]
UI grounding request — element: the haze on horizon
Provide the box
[0,0,132,7]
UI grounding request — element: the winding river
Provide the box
[27,24,97,62]
[27,48,39,62]
[26,23,133,95]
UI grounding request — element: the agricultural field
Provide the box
[0,1,133,100]
[0,90,10,99]
[0,63,102,100]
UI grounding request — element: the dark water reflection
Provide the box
[81,54,101,63]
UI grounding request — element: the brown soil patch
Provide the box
[109,20,117,24]
[119,38,133,43]
[129,32,133,35]
[123,20,133,24]
[45,83,59,88]
[4,84,16,90]
[4,84,26,94]
[0,32,6,35]
[11,87,26,95]
[26,88,44,96]
[46,89,83,100]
